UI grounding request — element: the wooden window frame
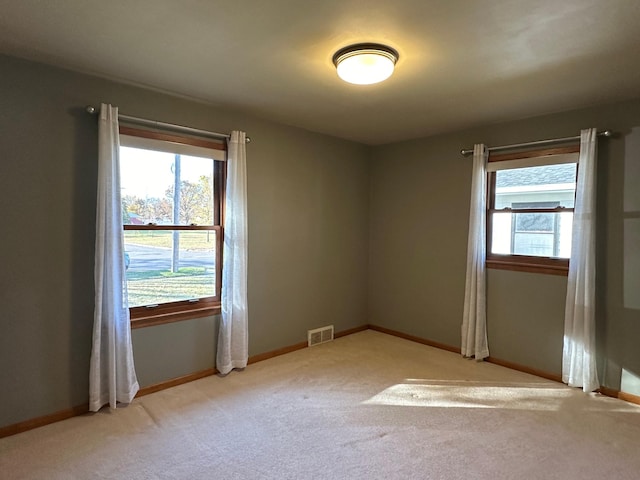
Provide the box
[119,126,227,328]
[486,146,579,276]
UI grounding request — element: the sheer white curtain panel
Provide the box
[89,103,139,412]
[217,131,249,375]
[461,144,490,360]
[563,128,599,392]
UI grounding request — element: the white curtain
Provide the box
[89,104,139,412]
[563,128,599,392]
[461,144,490,360]
[217,131,249,375]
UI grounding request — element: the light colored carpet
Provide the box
[2,330,640,479]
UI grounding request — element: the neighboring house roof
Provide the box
[496,164,576,188]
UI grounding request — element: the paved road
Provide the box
[125,244,215,271]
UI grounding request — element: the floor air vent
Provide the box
[308,325,334,347]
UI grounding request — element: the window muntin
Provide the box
[486,147,579,275]
[119,127,225,325]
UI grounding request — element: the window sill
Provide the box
[486,256,569,276]
[130,304,221,329]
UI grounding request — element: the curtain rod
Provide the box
[460,130,612,156]
[85,105,250,143]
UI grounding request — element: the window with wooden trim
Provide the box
[119,126,226,327]
[486,146,579,275]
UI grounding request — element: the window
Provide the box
[119,127,226,326]
[486,146,579,275]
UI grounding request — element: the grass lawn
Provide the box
[126,267,214,307]
[124,230,216,251]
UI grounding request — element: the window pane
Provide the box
[121,147,215,226]
[491,211,572,258]
[495,163,577,209]
[514,212,554,232]
[124,230,216,307]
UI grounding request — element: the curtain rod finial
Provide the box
[86,105,97,114]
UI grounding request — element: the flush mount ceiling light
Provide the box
[332,43,399,85]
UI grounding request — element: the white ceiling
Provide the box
[2,0,640,145]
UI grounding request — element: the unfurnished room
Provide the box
[1,1,640,479]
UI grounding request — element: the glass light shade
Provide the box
[333,45,398,85]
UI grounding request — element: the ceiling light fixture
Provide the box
[332,43,399,85]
